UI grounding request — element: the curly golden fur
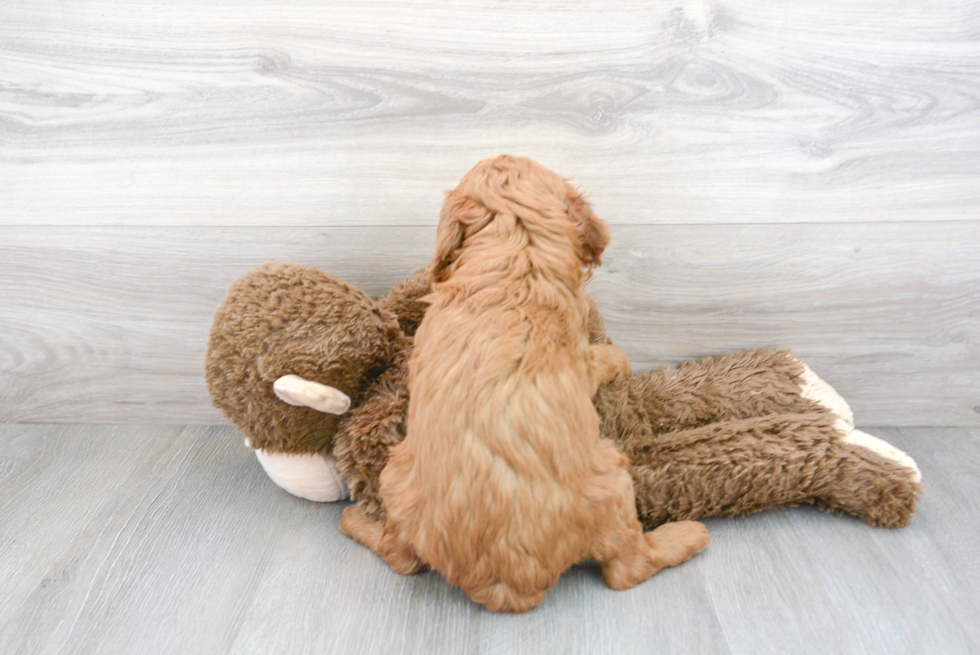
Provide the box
[340,155,709,612]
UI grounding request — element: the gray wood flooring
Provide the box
[1,424,977,654]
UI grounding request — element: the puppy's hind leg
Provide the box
[340,504,427,575]
[592,469,709,591]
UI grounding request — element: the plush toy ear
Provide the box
[428,190,493,284]
[567,188,609,268]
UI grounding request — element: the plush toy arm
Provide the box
[377,269,431,336]
[332,349,411,525]
[585,296,612,345]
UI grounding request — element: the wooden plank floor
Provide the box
[1,424,977,654]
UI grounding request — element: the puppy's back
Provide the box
[382,302,621,612]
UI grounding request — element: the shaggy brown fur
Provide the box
[340,156,709,612]
[594,349,922,529]
[603,397,921,529]
[206,265,921,531]
[331,271,619,526]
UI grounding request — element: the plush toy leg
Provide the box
[606,350,872,446]
[253,449,350,502]
[792,367,922,482]
[618,349,843,431]
[624,413,921,529]
[838,421,921,483]
[797,364,854,426]
[816,426,923,528]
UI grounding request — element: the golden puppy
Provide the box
[341,155,709,612]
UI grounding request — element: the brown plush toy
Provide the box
[206,263,922,530]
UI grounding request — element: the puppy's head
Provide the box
[428,155,609,284]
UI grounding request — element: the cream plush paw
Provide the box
[796,363,921,483]
[835,419,922,483]
[273,374,351,414]
[797,363,855,427]
[253,450,350,502]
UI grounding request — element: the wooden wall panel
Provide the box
[2,1,978,226]
[1,223,976,425]
[1,1,978,426]
[0,227,435,423]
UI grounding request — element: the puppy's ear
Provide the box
[428,191,492,284]
[568,191,609,267]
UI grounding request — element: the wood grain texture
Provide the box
[1,425,977,654]
[2,223,977,425]
[596,222,980,427]
[0,425,301,655]
[2,1,979,226]
[704,427,980,654]
[0,226,435,423]
[1,0,978,427]
[0,424,164,623]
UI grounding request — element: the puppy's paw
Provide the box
[590,343,632,388]
[342,505,427,575]
[646,520,710,568]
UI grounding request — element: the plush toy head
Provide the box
[206,263,402,454]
